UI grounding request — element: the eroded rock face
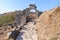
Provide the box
[36,7,60,40]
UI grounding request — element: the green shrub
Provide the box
[0,13,16,26]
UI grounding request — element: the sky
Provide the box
[0,0,60,14]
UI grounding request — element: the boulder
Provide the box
[8,30,20,40]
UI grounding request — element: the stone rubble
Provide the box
[16,22,38,40]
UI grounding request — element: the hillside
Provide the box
[36,6,60,40]
[0,12,16,26]
[0,6,60,40]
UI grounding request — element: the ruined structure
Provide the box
[7,4,42,40]
[25,4,39,21]
[15,4,40,28]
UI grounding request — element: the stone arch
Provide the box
[25,4,39,21]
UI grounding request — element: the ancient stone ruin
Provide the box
[0,4,43,40]
[15,4,42,28]
[7,4,43,40]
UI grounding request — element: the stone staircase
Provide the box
[16,22,38,40]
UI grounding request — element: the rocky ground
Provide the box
[16,22,38,40]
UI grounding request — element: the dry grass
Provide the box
[36,7,60,40]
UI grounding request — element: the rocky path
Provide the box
[16,22,38,40]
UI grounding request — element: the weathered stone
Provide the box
[16,22,38,40]
[8,30,20,40]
